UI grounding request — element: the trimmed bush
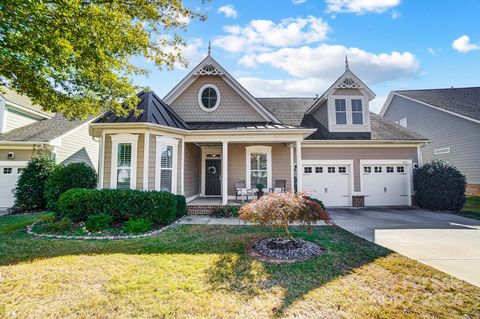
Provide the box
[85,214,113,232]
[44,217,72,233]
[45,162,97,211]
[175,195,187,217]
[212,205,240,218]
[57,188,177,225]
[11,156,56,213]
[123,218,153,234]
[414,160,466,211]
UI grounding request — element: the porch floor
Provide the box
[187,198,243,206]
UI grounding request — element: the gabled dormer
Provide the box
[307,58,375,133]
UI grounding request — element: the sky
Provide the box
[132,0,480,113]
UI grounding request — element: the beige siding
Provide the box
[4,108,39,132]
[148,134,156,190]
[0,149,34,161]
[136,134,144,190]
[302,147,418,192]
[184,143,201,198]
[332,88,363,96]
[170,76,266,122]
[227,143,292,195]
[56,123,99,170]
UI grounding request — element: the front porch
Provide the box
[186,197,242,215]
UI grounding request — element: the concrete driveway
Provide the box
[328,207,480,287]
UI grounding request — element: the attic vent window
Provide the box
[195,64,223,76]
[337,78,361,89]
[198,84,220,112]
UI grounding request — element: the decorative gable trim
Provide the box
[163,56,280,123]
[337,77,362,89]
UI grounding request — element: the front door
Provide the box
[205,159,221,196]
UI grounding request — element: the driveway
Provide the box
[328,207,480,287]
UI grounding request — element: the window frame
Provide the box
[351,99,363,125]
[334,99,347,125]
[328,95,370,132]
[110,133,139,190]
[246,146,272,191]
[198,84,221,112]
[155,136,179,194]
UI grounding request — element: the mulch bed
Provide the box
[247,237,324,263]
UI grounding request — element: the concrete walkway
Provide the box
[328,207,480,287]
[178,215,328,226]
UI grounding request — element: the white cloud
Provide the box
[326,0,400,14]
[213,16,331,53]
[238,77,328,97]
[452,35,480,53]
[162,38,204,69]
[241,44,420,84]
[427,48,441,56]
[217,5,238,18]
[292,0,307,4]
[391,11,400,19]
[369,96,387,114]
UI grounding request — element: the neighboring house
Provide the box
[381,88,480,195]
[90,53,427,208]
[0,87,99,207]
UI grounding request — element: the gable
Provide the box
[169,75,267,122]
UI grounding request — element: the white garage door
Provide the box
[0,166,25,208]
[303,164,351,207]
[362,163,411,206]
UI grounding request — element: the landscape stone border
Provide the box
[26,216,187,241]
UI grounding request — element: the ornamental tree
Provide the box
[239,192,331,239]
[0,0,204,119]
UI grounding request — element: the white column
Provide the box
[289,145,294,192]
[181,138,185,195]
[222,141,228,205]
[98,132,105,189]
[295,140,303,192]
[143,132,150,190]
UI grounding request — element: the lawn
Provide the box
[460,196,480,220]
[1,213,479,319]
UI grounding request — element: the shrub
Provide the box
[44,217,72,233]
[85,213,113,232]
[239,192,331,239]
[10,156,56,213]
[175,195,187,217]
[212,205,240,218]
[414,160,466,211]
[45,162,97,211]
[123,218,153,234]
[57,188,177,225]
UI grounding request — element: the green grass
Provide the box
[1,213,479,318]
[460,196,480,220]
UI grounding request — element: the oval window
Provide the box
[198,84,220,111]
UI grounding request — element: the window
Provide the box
[335,99,347,124]
[304,166,312,174]
[386,166,394,173]
[397,166,405,173]
[315,167,323,173]
[198,84,220,111]
[246,146,272,190]
[155,136,178,194]
[374,166,382,173]
[364,166,371,173]
[351,99,363,124]
[116,143,132,190]
[338,167,346,173]
[3,168,12,174]
[328,167,335,173]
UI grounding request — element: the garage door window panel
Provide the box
[338,167,347,174]
[3,168,12,174]
[315,167,323,173]
[328,167,335,173]
[386,166,394,173]
[364,166,371,174]
[304,166,312,174]
[397,166,405,173]
[374,166,382,173]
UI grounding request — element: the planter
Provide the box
[256,190,264,199]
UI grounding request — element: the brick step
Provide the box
[187,205,224,215]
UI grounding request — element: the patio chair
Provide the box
[269,179,287,193]
[235,180,254,203]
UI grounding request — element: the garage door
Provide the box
[303,164,351,206]
[362,164,410,206]
[0,166,25,208]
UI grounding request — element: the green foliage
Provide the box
[57,188,177,225]
[256,184,265,192]
[45,162,97,211]
[85,214,113,232]
[10,156,56,213]
[212,205,240,218]
[123,218,153,234]
[414,160,466,212]
[175,195,187,217]
[0,0,204,119]
[44,217,72,233]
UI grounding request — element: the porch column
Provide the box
[222,141,228,205]
[290,145,294,192]
[295,140,303,192]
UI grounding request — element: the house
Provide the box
[89,53,427,209]
[0,87,99,208]
[381,88,480,195]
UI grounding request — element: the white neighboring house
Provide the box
[0,87,99,208]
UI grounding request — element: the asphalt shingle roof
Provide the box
[257,98,316,126]
[394,87,480,121]
[94,91,189,129]
[0,114,86,142]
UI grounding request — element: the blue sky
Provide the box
[133,0,480,113]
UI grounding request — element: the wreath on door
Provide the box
[208,165,217,175]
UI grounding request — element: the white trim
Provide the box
[143,132,150,190]
[359,159,413,206]
[98,131,105,189]
[0,97,6,133]
[295,140,302,192]
[181,138,185,195]
[416,145,423,168]
[155,136,179,194]
[222,141,228,205]
[0,160,28,166]
[186,194,200,203]
[290,145,294,192]
[4,100,51,120]
[110,133,139,189]
[380,92,480,125]
[197,84,221,112]
[434,147,451,155]
[246,145,272,191]
[200,146,222,197]
[328,95,371,132]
